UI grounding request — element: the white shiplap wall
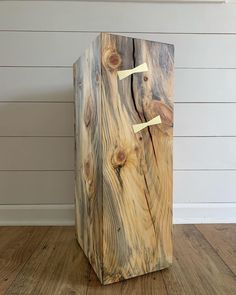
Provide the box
[0,1,236,225]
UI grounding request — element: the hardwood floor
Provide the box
[0,225,235,295]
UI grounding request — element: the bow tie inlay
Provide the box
[132,115,162,133]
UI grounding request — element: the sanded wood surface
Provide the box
[74,33,174,284]
[0,225,235,295]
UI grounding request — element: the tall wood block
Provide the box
[73,33,174,285]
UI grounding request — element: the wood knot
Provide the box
[103,49,122,71]
[134,145,139,153]
[144,100,173,128]
[83,156,95,196]
[84,160,90,179]
[96,72,100,82]
[84,98,93,127]
[143,76,148,81]
[152,101,173,127]
[111,148,127,168]
[117,151,126,162]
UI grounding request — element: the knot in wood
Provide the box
[134,145,139,153]
[112,148,127,168]
[151,100,173,127]
[104,50,122,71]
[84,98,93,127]
[84,160,91,179]
[96,72,100,82]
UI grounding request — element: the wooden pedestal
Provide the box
[73,33,174,285]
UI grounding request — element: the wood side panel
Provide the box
[101,33,174,284]
[74,35,103,281]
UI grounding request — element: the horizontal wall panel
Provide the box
[0,171,74,204]
[1,67,235,103]
[0,68,73,102]
[174,171,236,203]
[0,32,97,67]
[1,170,235,205]
[0,102,233,137]
[1,102,233,137]
[0,137,235,170]
[0,2,236,33]
[0,137,74,170]
[0,103,73,136]
[174,137,236,170]
[1,32,236,68]
[129,33,236,68]
[174,103,236,136]
[175,69,236,102]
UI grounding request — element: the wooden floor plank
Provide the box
[161,225,236,295]
[86,261,168,295]
[86,268,122,295]
[0,227,27,252]
[1,225,235,295]
[196,224,236,275]
[121,271,168,295]
[0,226,48,294]
[5,227,90,295]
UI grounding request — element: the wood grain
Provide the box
[74,33,174,284]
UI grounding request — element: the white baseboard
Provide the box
[0,203,235,225]
[174,203,236,224]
